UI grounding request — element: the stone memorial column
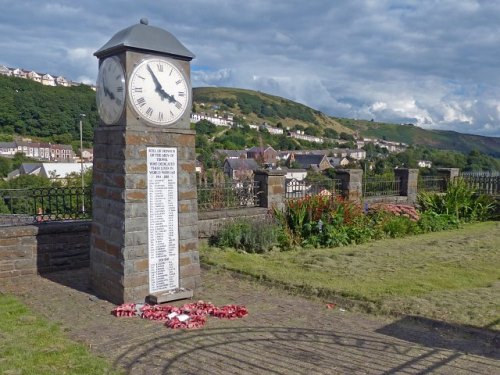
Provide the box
[91,19,200,304]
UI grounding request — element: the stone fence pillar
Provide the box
[254,169,286,210]
[335,169,363,202]
[437,168,460,189]
[394,168,419,204]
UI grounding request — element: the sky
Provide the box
[1,0,500,138]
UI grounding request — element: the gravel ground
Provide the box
[2,267,499,375]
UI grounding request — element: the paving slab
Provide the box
[2,267,499,374]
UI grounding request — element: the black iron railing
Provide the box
[197,180,260,211]
[0,187,92,226]
[418,176,447,193]
[362,177,401,197]
[285,178,343,199]
[461,174,500,196]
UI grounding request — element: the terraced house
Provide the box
[0,65,86,88]
[0,141,74,162]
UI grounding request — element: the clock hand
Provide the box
[146,64,176,103]
[103,85,115,100]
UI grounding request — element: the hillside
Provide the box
[0,73,499,158]
[0,75,97,143]
[194,87,500,157]
[337,117,500,158]
[193,87,353,135]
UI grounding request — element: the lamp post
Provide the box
[79,113,86,213]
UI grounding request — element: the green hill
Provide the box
[0,74,498,158]
[0,74,97,143]
[194,87,500,158]
[336,117,500,157]
[193,87,353,135]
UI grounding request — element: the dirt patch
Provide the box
[2,267,499,374]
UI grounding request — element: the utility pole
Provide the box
[79,113,86,213]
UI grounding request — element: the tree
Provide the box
[304,126,320,136]
[0,157,13,177]
[0,174,51,189]
[196,119,217,136]
[339,132,355,141]
[323,128,338,139]
[11,152,37,170]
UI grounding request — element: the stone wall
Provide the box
[0,209,263,284]
[0,221,90,284]
[198,207,269,239]
[0,167,433,286]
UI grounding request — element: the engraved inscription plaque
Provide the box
[147,147,179,293]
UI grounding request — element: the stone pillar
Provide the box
[91,21,199,305]
[335,169,363,202]
[437,168,460,189]
[91,128,200,304]
[394,168,419,204]
[253,169,286,210]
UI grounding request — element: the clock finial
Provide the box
[140,18,149,25]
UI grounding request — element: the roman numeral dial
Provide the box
[96,56,126,125]
[128,57,190,126]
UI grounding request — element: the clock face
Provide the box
[96,56,125,125]
[128,57,190,126]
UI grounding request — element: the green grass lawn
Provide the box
[201,221,500,329]
[0,294,121,375]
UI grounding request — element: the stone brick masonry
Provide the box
[0,221,90,283]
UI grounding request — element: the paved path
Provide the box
[2,268,499,374]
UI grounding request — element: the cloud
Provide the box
[1,0,500,136]
[192,68,234,87]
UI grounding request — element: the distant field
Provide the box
[201,221,500,330]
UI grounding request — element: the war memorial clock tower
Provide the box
[91,19,200,304]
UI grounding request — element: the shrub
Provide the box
[274,195,364,249]
[211,217,279,253]
[417,212,460,232]
[366,209,419,238]
[417,178,495,222]
[381,215,418,238]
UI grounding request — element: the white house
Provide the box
[27,70,41,83]
[418,160,432,168]
[329,157,350,167]
[55,76,69,87]
[347,149,366,160]
[11,68,27,79]
[0,142,17,156]
[0,65,11,76]
[191,113,232,127]
[283,168,307,181]
[288,131,324,144]
[260,124,284,135]
[41,74,56,86]
[80,148,94,162]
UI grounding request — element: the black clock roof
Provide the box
[94,18,195,60]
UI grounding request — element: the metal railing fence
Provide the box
[362,177,401,197]
[0,187,91,226]
[417,176,447,193]
[285,178,343,199]
[460,175,500,196]
[197,180,260,211]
